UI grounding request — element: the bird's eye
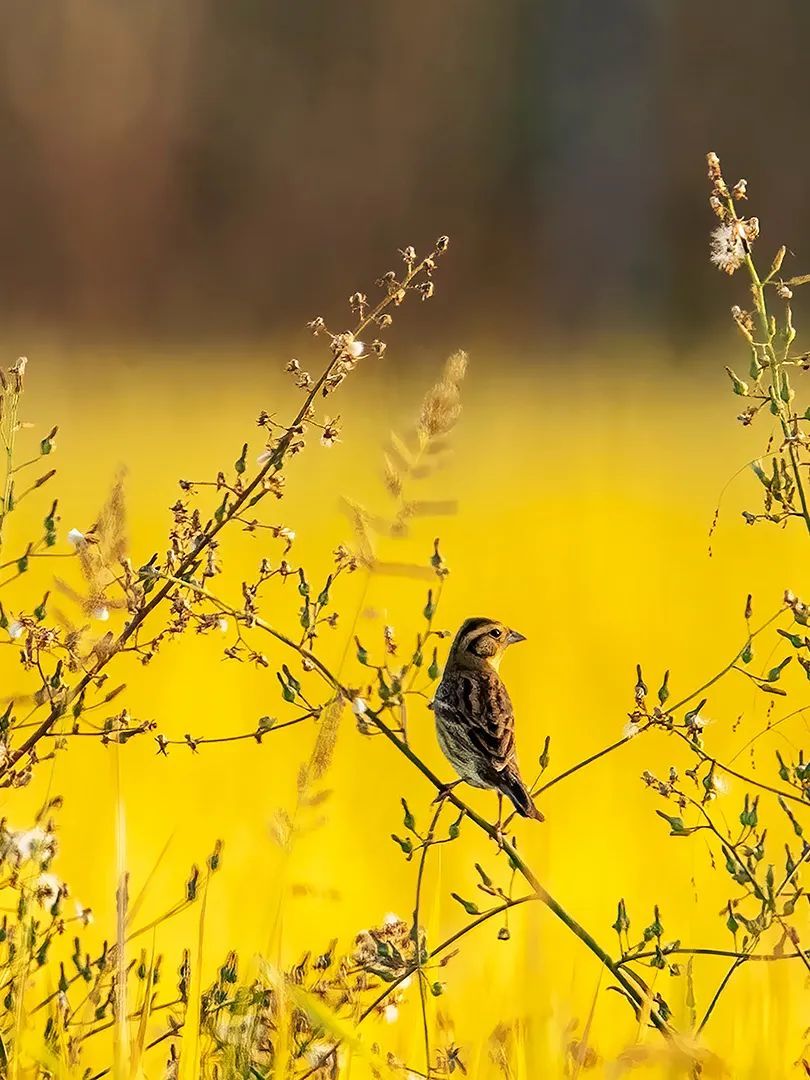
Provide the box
[489,628,502,638]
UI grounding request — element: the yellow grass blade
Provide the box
[262,961,397,1078]
[178,878,209,1080]
[129,936,157,1080]
[571,968,603,1080]
[113,745,130,1080]
[126,833,174,929]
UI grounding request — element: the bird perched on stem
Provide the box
[432,617,543,834]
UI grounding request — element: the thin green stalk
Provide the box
[535,724,653,798]
[534,607,784,804]
[670,726,809,808]
[0,379,20,554]
[731,194,810,536]
[413,803,443,1078]
[155,573,671,1037]
[618,947,799,967]
[298,896,536,1080]
[697,956,747,1035]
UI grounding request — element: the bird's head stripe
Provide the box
[456,617,497,653]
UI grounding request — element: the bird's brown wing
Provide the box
[442,669,516,775]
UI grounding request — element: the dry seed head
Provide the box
[383,456,402,497]
[710,222,747,275]
[730,306,755,339]
[417,351,468,439]
[706,150,729,198]
[709,195,725,219]
[320,417,341,448]
[444,350,467,383]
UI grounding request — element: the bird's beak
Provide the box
[506,628,526,645]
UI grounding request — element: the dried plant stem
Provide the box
[0,252,440,781]
[298,895,537,1080]
[728,193,810,535]
[158,710,319,750]
[154,573,672,1039]
[677,792,810,1023]
[0,377,20,553]
[85,995,242,1080]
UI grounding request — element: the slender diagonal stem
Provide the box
[697,956,747,1035]
[413,803,443,1078]
[298,896,536,1080]
[618,946,799,967]
[152,572,672,1038]
[535,725,652,798]
[670,727,810,808]
[1,252,441,778]
[532,607,784,806]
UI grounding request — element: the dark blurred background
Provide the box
[1,0,809,350]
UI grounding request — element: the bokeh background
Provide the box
[2,0,810,349]
[2,1,810,1075]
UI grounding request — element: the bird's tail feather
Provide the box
[500,770,544,821]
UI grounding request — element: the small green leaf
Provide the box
[725,366,749,396]
[726,903,738,935]
[656,811,686,835]
[423,589,436,620]
[657,670,670,705]
[451,893,479,916]
[391,834,413,856]
[765,656,792,682]
[427,648,440,680]
[612,898,630,936]
[538,734,551,771]
[317,575,333,606]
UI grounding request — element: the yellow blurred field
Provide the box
[1,336,807,1076]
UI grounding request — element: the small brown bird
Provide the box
[433,617,543,829]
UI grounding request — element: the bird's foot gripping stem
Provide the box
[494,792,505,846]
